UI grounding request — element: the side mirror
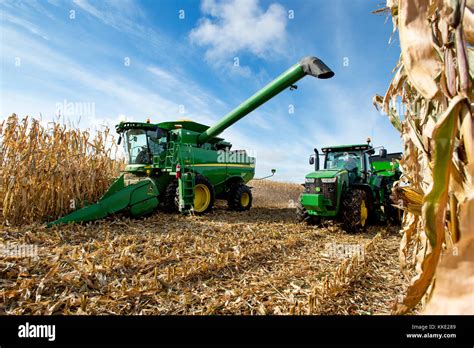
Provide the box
[379,149,387,158]
[309,156,315,165]
[271,169,276,174]
[117,136,122,145]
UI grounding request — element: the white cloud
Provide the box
[72,0,103,19]
[189,0,288,64]
[72,0,148,37]
[0,27,214,127]
[0,11,49,40]
[146,65,228,124]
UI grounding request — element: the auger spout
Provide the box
[197,56,334,144]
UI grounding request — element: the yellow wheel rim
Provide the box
[360,199,368,226]
[194,184,211,212]
[240,192,250,207]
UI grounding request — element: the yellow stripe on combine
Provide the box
[192,163,255,168]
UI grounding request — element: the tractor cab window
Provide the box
[325,151,361,172]
[123,128,168,164]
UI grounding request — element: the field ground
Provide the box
[0,180,407,315]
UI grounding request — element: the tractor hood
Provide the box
[305,169,347,179]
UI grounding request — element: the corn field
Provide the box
[0,114,123,226]
[0,116,408,314]
[374,0,474,313]
[2,1,473,316]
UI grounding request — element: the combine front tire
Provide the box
[193,175,215,214]
[164,180,179,213]
[228,184,252,211]
[340,189,368,233]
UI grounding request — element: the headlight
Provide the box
[321,177,337,183]
[305,178,315,183]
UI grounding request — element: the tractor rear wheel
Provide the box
[340,189,369,233]
[228,183,252,211]
[163,180,179,213]
[296,197,320,225]
[193,175,215,214]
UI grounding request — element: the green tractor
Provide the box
[48,56,334,226]
[297,140,402,232]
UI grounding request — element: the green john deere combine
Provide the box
[48,56,334,226]
[297,140,402,232]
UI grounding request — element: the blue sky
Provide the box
[0,0,402,182]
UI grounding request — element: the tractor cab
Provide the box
[320,144,374,184]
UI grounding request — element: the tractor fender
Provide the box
[335,171,349,195]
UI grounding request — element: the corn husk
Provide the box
[374,0,474,313]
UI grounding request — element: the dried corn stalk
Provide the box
[374,0,474,313]
[0,114,124,225]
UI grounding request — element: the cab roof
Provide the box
[116,120,210,132]
[321,144,372,152]
[115,120,224,142]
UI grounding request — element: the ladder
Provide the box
[180,172,194,211]
[178,144,195,212]
[164,141,177,170]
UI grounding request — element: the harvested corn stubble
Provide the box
[0,205,405,315]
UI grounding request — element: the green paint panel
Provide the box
[305,169,347,179]
[300,193,325,211]
[48,178,159,226]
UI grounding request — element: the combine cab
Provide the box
[48,56,334,226]
[297,140,402,232]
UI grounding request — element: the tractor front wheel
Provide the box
[296,197,320,225]
[228,184,252,211]
[340,189,368,233]
[193,175,215,214]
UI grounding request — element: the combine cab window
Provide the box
[123,129,167,164]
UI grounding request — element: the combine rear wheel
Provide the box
[193,175,215,214]
[228,183,252,211]
[340,189,368,233]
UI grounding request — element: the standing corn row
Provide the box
[0,114,123,225]
[374,0,474,313]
